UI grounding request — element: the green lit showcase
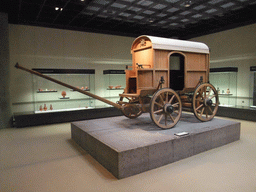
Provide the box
[103,70,126,106]
[210,67,238,107]
[250,66,256,108]
[32,68,95,113]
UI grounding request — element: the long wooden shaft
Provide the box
[15,63,122,109]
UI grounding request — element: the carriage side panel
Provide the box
[185,53,209,88]
[154,50,169,88]
[134,48,153,68]
[154,50,169,69]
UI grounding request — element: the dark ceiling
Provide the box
[5,0,256,39]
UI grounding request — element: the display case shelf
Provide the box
[103,70,126,106]
[210,67,238,107]
[32,68,95,113]
[250,66,256,107]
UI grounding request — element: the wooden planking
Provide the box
[134,48,153,68]
[155,71,168,88]
[154,50,169,69]
[186,71,206,88]
[186,53,207,71]
[138,70,153,88]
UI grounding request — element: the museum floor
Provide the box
[1,116,256,192]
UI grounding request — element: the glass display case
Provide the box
[103,70,126,106]
[209,67,238,107]
[32,68,95,113]
[250,66,256,108]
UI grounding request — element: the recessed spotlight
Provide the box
[148,18,154,23]
[55,7,63,11]
[183,1,192,7]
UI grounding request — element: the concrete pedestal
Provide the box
[71,113,240,179]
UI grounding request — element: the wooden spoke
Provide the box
[200,107,205,117]
[209,94,216,100]
[196,104,204,111]
[195,98,204,102]
[207,106,213,114]
[168,95,175,104]
[154,101,163,108]
[192,83,219,122]
[159,94,165,104]
[154,109,163,114]
[172,102,180,107]
[207,88,213,97]
[150,88,182,129]
[165,92,168,103]
[158,114,164,123]
[169,114,175,122]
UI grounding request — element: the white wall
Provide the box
[190,23,256,106]
[9,24,134,112]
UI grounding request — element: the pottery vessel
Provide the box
[43,104,47,111]
[61,91,66,98]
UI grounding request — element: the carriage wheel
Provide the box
[192,83,219,122]
[121,103,143,119]
[150,88,182,129]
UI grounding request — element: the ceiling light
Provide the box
[183,1,192,7]
[55,7,63,11]
[148,18,155,23]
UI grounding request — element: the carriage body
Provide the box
[124,35,210,96]
[119,36,219,128]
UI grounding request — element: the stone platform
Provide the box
[71,113,240,179]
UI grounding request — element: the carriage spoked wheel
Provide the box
[192,83,219,122]
[150,88,182,129]
[121,103,143,119]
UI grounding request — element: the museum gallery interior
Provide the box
[1,0,256,191]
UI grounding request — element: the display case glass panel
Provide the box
[33,68,95,113]
[103,70,126,106]
[209,67,238,107]
[250,66,256,108]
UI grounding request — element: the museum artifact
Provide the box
[15,35,219,129]
[61,91,66,98]
[43,104,47,111]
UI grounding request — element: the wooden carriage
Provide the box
[118,35,219,128]
[16,35,219,129]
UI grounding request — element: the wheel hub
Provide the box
[205,98,213,106]
[164,104,174,113]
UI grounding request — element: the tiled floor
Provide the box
[1,116,256,192]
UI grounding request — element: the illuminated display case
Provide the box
[103,70,126,106]
[209,67,238,107]
[32,68,95,113]
[250,66,256,108]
